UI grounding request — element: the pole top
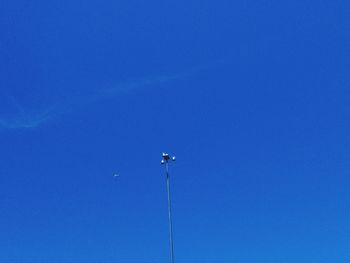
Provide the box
[161,153,176,164]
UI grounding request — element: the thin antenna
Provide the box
[161,152,176,263]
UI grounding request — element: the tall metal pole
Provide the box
[161,153,176,263]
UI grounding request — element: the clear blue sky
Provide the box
[1,1,350,262]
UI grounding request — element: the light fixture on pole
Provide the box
[161,152,176,263]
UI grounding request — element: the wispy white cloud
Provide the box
[99,74,179,97]
[0,106,57,129]
[0,73,180,130]
[0,60,227,130]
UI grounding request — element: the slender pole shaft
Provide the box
[165,161,175,263]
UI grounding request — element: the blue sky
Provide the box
[1,0,350,262]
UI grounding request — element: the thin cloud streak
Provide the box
[0,107,56,129]
[0,60,227,130]
[0,73,181,130]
